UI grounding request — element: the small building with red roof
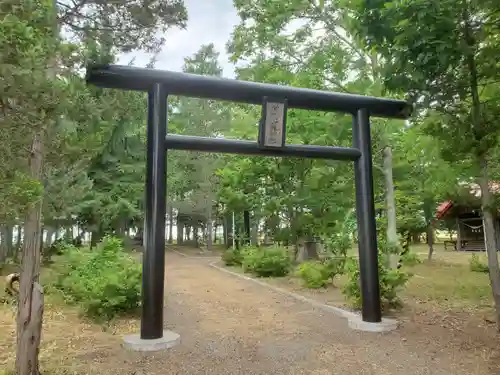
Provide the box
[435,182,500,251]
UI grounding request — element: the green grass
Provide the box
[348,242,485,265]
[351,242,492,308]
[405,260,492,309]
[224,242,493,312]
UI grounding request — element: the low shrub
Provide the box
[295,261,331,288]
[342,253,411,309]
[295,257,345,289]
[221,248,242,266]
[323,256,346,278]
[469,253,489,273]
[52,236,142,321]
[241,246,291,277]
[241,247,260,273]
[400,251,421,267]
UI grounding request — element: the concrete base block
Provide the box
[347,315,399,332]
[123,330,181,352]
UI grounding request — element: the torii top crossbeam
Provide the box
[86,64,412,120]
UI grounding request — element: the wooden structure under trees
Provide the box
[436,183,500,251]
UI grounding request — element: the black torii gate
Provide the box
[86,64,412,342]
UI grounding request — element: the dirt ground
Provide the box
[1,252,499,374]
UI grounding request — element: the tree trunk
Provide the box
[478,158,500,331]
[0,224,14,261]
[39,226,44,258]
[16,129,45,375]
[176,222,183,245]
[213,206,218,244]
[222,216,227,246]
[90,230,103,248]
[235,220,241,250]
[383,145,399,268]
[463,12,500,328]
[243,210,251,246]
[16,283,43,375]
[423,199,435,261]
[251,215,259,246]
[206,206,213,251]
[114,217,126,238]
[224,213,234,248]
[456,218,462,251]
[296,238,319,262]
[0,226,7,265]
[135,221,144,241]
[64,226,73,242]
[426,224,435,261]
[14,225,22,262]
[168,206,173,244]
[6,224,14,257]
[193,226,199,247]
[17,224,23,247]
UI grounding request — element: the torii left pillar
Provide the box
[123,83,181,351]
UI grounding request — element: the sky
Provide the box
[118,0,240,78]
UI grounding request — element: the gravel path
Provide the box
[109,252,492,375]
[2,252,497,374]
